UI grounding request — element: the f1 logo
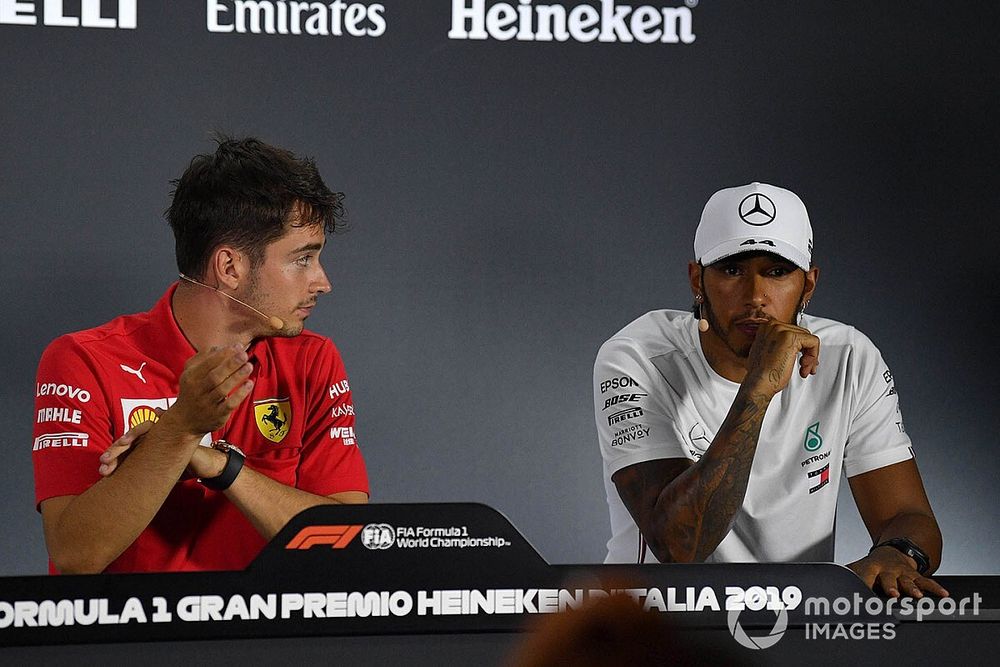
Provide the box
[285,525,363,550]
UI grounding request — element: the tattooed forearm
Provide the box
[615,388,773,563]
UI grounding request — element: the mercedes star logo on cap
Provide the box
[738,193,777,226]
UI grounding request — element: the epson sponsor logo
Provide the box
[330,426,356,445]
[329,380,351,399]
[607,407,642,426]
[35,382,91,403]
[611,424,650,447]
[0,0,136,28]
[602,393,646,410]
[449,0,695,44]
[331,404,355,418]
[208,0,386,37]
[36,407,82,425]
[32,432,89,451]
[599,375,637,394]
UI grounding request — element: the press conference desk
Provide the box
[2,504,996,666]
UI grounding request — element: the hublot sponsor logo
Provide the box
[448,0,695,44]
[329,380,351,399]
[207,0,386,37]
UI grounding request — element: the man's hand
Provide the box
[170,345,254,437]
[98,410,161,476]
[848,547,950,598]
[744,319,820,395]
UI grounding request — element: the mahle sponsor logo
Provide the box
[207,0,386,37]
[0,0,136,28]
[449,0,696,44]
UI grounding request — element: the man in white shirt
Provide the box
[595,182,946,598]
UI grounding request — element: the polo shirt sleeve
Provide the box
[32,335,114,508]
[297,338,370,496]
[594,336,688,477]
[843,331,914,477]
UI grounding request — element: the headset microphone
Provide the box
[178,273,285,330]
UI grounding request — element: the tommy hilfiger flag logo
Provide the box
[807,464,830,493]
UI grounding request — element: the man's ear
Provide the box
[208,246,248,291]
[803,265,820,305]
[688,260,703,298]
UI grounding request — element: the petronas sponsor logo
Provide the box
[804,422,822,452]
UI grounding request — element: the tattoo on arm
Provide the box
[616,390,771,563]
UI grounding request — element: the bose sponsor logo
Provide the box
[330,426,356,445]
[36,407,82,425]
[36,382,91,403]
[603,393,646,410]
[329,380,350,399]
[33,432,89,451]
[208,0,386,37]
[0,0,136,28]
[449,0,695,44]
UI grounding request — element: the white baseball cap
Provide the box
[694,182,813,271]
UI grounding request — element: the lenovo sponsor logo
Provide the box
[36,382,91,403]
[207,0,386,37]
[448,0,695,44]
[0,0,136,28]
[33,432,89,451]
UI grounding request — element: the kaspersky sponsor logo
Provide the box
[448,0,696,44]
[0,0,136,28]
[33,432,89,451]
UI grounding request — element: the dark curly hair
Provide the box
[166,135,346,278]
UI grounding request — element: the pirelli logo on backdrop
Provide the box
[285,525,364,550]
[449,0,697,43]
[0,0,136,28]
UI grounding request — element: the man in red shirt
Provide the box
[32,137,369,573]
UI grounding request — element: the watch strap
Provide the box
[200,440,245,491]
[871,537,931,575]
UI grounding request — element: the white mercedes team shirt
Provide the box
[595,310,913,564]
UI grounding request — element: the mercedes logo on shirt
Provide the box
[738,193,777,226]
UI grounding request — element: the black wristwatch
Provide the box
[200,440,246,491]
[871,537,931,575]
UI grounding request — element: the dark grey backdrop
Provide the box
[2,1,997,575]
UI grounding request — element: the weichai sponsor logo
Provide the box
[285,525,363,550]
[448,0,696,44]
